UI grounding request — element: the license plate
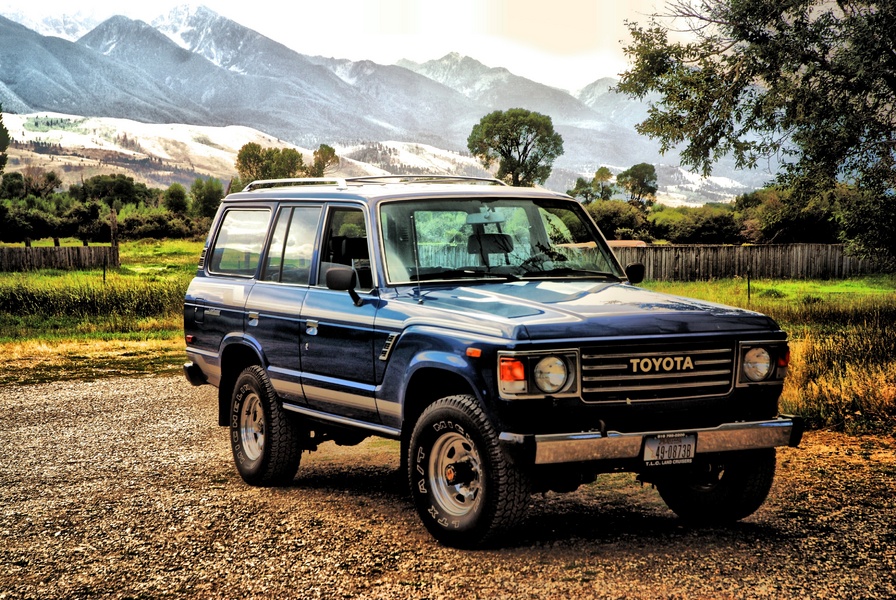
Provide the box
[643,433,696,466]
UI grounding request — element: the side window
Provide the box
[263,206,321,284]
[319,207,371,289]
[208,209,270,277]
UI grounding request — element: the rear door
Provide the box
[185,207,271,383]
[244,204,322,405]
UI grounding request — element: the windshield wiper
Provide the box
[520,267,620,280]
[410,269,518,282]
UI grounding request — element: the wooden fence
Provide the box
[611,244,875,281]
[0,246,120,271]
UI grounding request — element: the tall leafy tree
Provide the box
[567,167,618,203]
[235,143,305,184]
[306,144,340,177]
[593,166,616,200]
[567,177,598,204]
[616,163,658,208]
[467,108,564,186]
[616,0,896,258]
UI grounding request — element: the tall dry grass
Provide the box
[646,278,896,433]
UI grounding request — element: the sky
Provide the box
[7,0,668,91]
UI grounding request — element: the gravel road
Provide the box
[1,376,894,599]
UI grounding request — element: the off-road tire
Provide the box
[230,365,301,486]
[656,448,777,525]
[408,394,530,548]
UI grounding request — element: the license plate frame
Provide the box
[643,433,696,466]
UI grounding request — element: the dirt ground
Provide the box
[1,376,894,599]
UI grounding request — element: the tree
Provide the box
[585,200,648,240]
[0,105,9,176]
[467,108,564,186]
[616,0,896,256]
[567,167,618,203]
[567,177,598,204]
[70,174,153,208]
[306,144,339,177]
[835,187,896,265]
[235,143,305,184]
[616,163,657,208]
[191,177,224,218]
[593,166,616,200]
[22,166,61,198]
[651,204,742,244]
[164,183,188,215]
[0,172,25,199]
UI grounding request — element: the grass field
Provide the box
[1,239,893,432]
[0,239,200,384]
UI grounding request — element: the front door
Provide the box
[300,205,380,423]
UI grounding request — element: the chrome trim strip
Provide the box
[270,377,304,398]
[501,417,800,465]
[281,402,401,438]
[583,369,732,382]
[582,379,732,393]
[583,347,730,360]
[303,383,376,411]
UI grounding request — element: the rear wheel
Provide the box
[230,365,301,486]
[655,448,777,525]
[408,394,530,548]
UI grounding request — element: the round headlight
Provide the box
[533,356,568,393]
[743,347,772,382]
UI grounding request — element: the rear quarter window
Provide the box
[208,208,271,277]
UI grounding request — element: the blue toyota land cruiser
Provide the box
[183,175,802,548]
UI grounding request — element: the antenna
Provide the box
[409,214,423,303]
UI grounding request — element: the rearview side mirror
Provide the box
[326,265,363,306]
[625,263,645,285]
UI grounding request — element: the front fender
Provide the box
[375,328,505,429]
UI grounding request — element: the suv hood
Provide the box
[394,280,779,340]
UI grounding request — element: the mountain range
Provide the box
[0,4,769,202]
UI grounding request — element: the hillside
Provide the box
[1,112,489,189]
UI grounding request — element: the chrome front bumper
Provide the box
[500,416,803,465]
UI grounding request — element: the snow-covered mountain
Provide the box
[0,5,770,202]
[0,7,99,40]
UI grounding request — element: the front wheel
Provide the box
[409,394,530,548]
[655,448,777,525]
[230,365,301,486]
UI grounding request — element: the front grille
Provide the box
[581,339,735,403]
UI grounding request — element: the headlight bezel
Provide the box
[737,341,788,386]
[498,350,580,399]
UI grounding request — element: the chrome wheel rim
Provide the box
[239,392,265,461]
[429,432,482,517]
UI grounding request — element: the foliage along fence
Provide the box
[0,246,120,272]
[611,244,874,281]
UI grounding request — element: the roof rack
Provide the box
[243,178,348,192]
[345,175,508,186]
[241,174,508,192]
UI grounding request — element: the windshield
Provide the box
[379,197,625,284]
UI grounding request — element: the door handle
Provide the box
[305,320,319,336]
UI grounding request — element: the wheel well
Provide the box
[217,343,264,426]
[402,368,477,436]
